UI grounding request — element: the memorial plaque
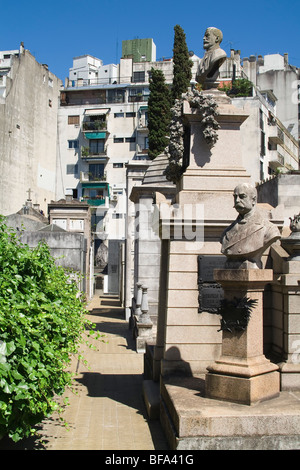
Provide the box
[198,283,224,313]
[198,255,226,283]
[198,255,226,313]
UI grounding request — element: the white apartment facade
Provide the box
[218,51,299,182]
[57,48,173,294]
[57,45,180,243]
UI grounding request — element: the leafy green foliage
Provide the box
[148,67,171,160]
[172,25,193,103]
[219,78,253,97]
[0,217,99,442]
[230,78,253,97]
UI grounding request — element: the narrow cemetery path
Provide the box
[0,291,169,451]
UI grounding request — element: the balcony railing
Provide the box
[81,197,106,206]
[269,125,284,145]
[137,122,148,132]
[82,121,107,132]
[128,95,149,103]
[81,147,107,159]
[269,151,285,169]
[80,171,107,183]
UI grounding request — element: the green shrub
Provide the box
[0,217,98,442]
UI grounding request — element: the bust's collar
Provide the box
[237,208,256,224]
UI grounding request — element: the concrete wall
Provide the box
[257,173,300,226]
[20,231,87,292]
[0,49,62,216]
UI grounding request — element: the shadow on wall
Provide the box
[163,346,194,377]
[163,347,206,396]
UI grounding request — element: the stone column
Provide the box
[135,286,153,353]
[206,269,280,405]
[135,282,143,316]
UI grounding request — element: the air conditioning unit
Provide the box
[111,194,118,201]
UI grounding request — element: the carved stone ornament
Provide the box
[196,27,227,89]
[221,183,281,268]
[164,89,219,183]
[217,297,258,332]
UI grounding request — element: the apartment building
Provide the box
[218,51,299,181]
[57,39,178,294]
[243,53,300,143]
[0,44,62,216]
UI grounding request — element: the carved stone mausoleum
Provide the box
[134,27,300,450]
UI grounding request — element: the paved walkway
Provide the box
[0,292,169,450]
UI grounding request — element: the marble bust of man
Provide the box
[221,183,281,268]
[196,27,227,87]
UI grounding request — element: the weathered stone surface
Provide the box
[160,376,300,450]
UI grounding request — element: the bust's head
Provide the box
[203,27,223,51]
[233,183,257,216]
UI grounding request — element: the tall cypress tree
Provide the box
[148,67,171,160]
[172,25,193,103]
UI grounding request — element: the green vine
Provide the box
[164,88,219,183]
[0,217,103,442]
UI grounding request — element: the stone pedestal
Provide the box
[206,269,280,405]
[133,285,153,353]
[135,319,153,354]
[278,264,300,390]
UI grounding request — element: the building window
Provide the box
[260,131,266,156]
[68,140,79,149]
[89,139,105,154]
[107,89,125,103]
[260,160,264,181]
[112,213,123,219]
[125,137,136,143]
[114,112,124,118]
[68,115,80,125]
[82,188,104,200]
[53,219,67,230]
[89,163,105,180]
[113,137,124,143]
[133,71,145,82]
[128,87,149,102]
[126,112,136,118]
[69,219,84,231]
[259,109,264,131]
[83,114,106,131]
[113,163,124,168]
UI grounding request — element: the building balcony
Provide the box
[137,122,148,133]
[81,180,110,208]
[80,171,107,183]
[82,121,108,133]
[269,151,285,170]
[81,197,107,206]
[269,125,284,145]
[135,146,149,159]
[81,147,108,160]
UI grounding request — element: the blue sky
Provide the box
[1,0,300,81]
